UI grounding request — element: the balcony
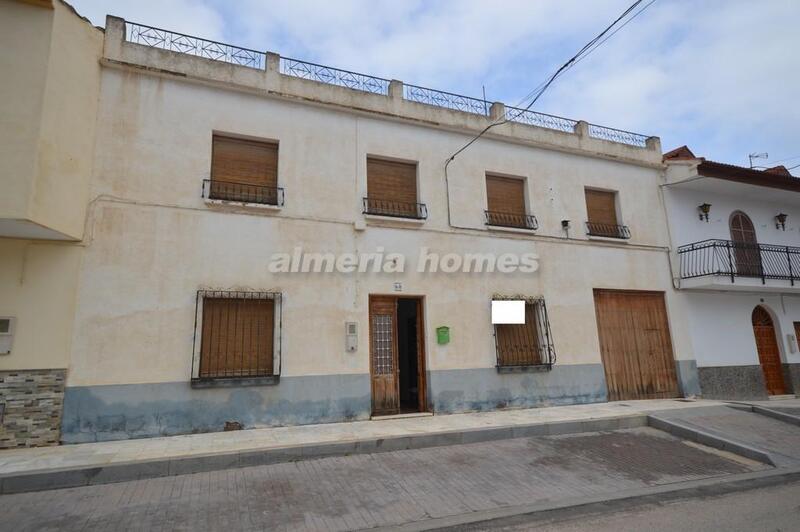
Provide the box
[585,222,631,239]
[485,211,538,231]
[362,197,428,220]
[678,239,800,292]
[202,179,284,207]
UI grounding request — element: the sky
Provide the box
[69,0,800,171]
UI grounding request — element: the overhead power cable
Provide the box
[444,0,657,168]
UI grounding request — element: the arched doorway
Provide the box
[730,212,762,277]
[751,306,786,395]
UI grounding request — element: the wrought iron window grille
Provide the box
[492,297,556,370]
[191,290,283,383]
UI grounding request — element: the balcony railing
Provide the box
[678,239,800,285]
[588,124,649,147]
[125,22,266,69]
[202,179,284,206]
[363,197,427,219]
[280,57,390,95]
[404,84,489,116]
[120,19,652,148]
[485,211,539,230]
[586,222,631,239]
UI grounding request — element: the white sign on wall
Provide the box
[491,300,525,324]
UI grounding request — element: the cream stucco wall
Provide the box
[67,64,693,387]
[0,0,102,240]
[0,239,82,370]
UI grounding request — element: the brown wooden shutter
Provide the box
[486,175,525,215]
[211,135,278,187]
[367,158,417,204]
[585,189,618,225]
[495,303,541,366]
[200,297,274,378]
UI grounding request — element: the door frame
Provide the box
[368,294,428,415]
[751,305,787,395]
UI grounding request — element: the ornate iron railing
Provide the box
[505,107,578,134]
[587,124,649,147]
[586,222,631,239]
[362,197,427,219]
[404,84,489,115]
[280,57,390,95]
[125,22,265,69]
[485,211,538,230]
[202,179,284,206]
[678,239,800,285]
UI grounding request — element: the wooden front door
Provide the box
[730,211,762,277]
[369,296,400,415]
[752,306,786,395]
[594,290,679,401]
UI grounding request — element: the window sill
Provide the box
[190,375,280,388]
[586,234,630,243]
[204,198,283,212]
[364,213,427,226]
[496,364,553,374]
[485,224,537,235]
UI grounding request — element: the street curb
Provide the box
[645,414,776,466]
[0,413,647,494]
[371,465,800,531]
[726,402,800,428]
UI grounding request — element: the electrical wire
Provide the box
[444,0,656,168]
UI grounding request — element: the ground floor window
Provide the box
[492,296,556,369]
[192,290,281,381]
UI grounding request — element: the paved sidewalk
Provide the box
[0,399,721,478]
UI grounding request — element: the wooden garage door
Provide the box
[593,290,679,401]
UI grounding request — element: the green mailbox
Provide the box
[436,326,450,345]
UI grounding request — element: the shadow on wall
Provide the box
[60,375,371,443]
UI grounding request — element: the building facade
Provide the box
[664,146,800,400]
[2,1,704,446]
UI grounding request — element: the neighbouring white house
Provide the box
[663,146,800,399]
[2,1,707,447]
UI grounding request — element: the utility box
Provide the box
[436,326,450,345]
[0,317,15,355]
[345,321,358,352]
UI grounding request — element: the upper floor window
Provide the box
[585,188,630,239]
[364,157,427,219]
[485,174,537,230]
[205,135,282,206]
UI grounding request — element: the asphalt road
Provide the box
[455,479,800,532]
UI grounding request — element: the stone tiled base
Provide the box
[697,365,768,401]
[0,369,66,449]
[783,363,800,395]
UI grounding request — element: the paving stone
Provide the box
[0,427,766,531]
